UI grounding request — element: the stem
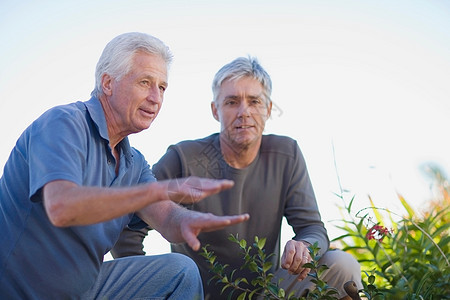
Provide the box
[332,140,344,197]
[376,240,412,290]
[409,221,449,266]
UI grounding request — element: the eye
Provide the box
[140,80,150,87]
[159,85,166,93]
[225,99,237,105]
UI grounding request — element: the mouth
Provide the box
[236,125,253,130]
[140,108,156,118]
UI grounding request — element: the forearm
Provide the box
[136,200,186,243]
[43,179,168,227]
[137,201,250,251]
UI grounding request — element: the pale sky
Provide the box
[1,0,449,255]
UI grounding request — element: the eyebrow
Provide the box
[224,95,239,100]
[223,94,262,100]
[142,74,168,88]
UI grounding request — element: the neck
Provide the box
[219,135,261,169]
[98,95,126,149]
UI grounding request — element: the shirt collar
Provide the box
[84,97,133,163]
[85,96,110,141]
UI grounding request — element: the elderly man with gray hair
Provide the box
[0,32,249,299]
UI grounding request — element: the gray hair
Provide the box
[91,32,173,98]
[212,56,272,106]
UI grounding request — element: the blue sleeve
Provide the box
[127,214,149,230]
[133,147,157,184]
[28,107,88,201]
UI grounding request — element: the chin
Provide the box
[234,138,257,148]
[144,119,155,128]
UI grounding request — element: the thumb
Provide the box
[182,226,201,251]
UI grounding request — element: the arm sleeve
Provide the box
[110,226,148,258]
[152,145,184,180]
[284,142,330,254]
[29,109,88,201]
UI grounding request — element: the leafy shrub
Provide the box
[332,165,450,299]
[201,236,343,299]
[200,164,449,299]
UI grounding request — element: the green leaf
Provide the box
[237,292,246,300]
[262,261,272,272]
[257,237,266,249]
[267,283,279,295]
[397,193,415,218]
[368,196,384,224]
[221,283,232,294]
[347,195,355,213]
[249,289,258,299]
[228,234,238,243]
[248,261,258,272]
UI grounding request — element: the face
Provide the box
[212,76,272,151]
[102,51,168,137]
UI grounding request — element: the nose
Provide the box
[146,85,163,105]
[237,102,250,118]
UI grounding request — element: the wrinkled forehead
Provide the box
[219,76,270,105]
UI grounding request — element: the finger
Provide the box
[216,179,234,190]
[296,267,311,281]
[201,214,250,232]
[226,213,250,225]
[281,243,296,269]
[174,179,235,204]
[287,253,304,274]
[182,214,248,250]
[198,179,234,197]
[188,177,233,190]
[181,226,201,251]
[291,251,312,273]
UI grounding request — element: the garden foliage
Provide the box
[201,165,449,299]
[332,165,449,299]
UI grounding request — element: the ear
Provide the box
[266,101,273,119]
[101,74,113,96]
[211,101,220,122]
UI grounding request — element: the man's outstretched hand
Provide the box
[138,201,250,251]
[166,176,234,204]
[179,210,250,251]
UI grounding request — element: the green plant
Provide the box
[332,165,450,299]
[200,161,449,299]
[358,271,384,299]
[201,235,352,299]
[201,235,276,299]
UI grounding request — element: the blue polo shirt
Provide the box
[0,97,154,299]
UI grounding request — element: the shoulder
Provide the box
[27,102,89,138]
[42,101,86,118]
[171,133,219,154]
[260,134,300,157]
[34,101,88,127]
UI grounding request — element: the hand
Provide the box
[177,209,250,251]
[166,176,234,204]
[280,240,311,281]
